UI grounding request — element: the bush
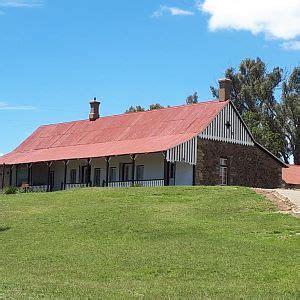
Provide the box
[3,187,18,195]
[132,183,143,187]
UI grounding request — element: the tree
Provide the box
[149,103,164,110]
[186,92,198,105]
[277,67,300,164]
[125,106,145,113]
[125,103,164,113]
[211,58,287,161]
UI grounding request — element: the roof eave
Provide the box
[255,141,288,167]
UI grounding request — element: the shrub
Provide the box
[3,187,18,195]
[132,183,143,188]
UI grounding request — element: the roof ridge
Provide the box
[39,99,222,128]
[0,99,230,165]
[119,99,219,115]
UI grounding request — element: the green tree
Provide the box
[277,67,300,164]
[149,103,164,110]
[186,92,198,104]
[125,106,145,113]
[211,58,286,161]
[126,103,164,113]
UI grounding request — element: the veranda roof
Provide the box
[0,100,228,165]
[282,165,300,185]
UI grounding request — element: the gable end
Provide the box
[199,102,254,146]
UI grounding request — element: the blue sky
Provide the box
[0,0,300,155]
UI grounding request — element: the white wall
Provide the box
[50,153,165,190]
[91,158,106,186]
[175,162,193,186]
[136,153,164,180]
[51,161,65,190]
[2,152,194,190]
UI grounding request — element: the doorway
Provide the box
[49,171,55,191]
[94,168,101,187]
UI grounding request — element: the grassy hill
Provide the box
[0,186,299,298]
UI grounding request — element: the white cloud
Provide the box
[152,5,194,17]
[199,0,300,41]
[0,102,36,110]
[281,40,300,50]
[0,0,42,8]
[0,153,3,157]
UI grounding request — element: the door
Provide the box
[123,163,133,181]
[94,168,101,187]
[81,166,88,184]
[50,171,55,191]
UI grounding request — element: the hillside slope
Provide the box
[0,187,299,298]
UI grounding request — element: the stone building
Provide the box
[0,79,286,191]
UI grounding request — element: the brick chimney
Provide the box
[218,78,232,102]
[89,97,100,121]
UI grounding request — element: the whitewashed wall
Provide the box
[23,153,166,190]
[90,158,106,185]
[136,153,165,180]
[2,152,194,190]
[175,162,193,185]
[51,161,65,190]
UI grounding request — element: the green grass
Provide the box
[0,186,299,299]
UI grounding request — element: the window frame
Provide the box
[219,157,229,186]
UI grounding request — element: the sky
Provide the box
[0,0,300,155]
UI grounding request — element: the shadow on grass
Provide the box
[0,226,10,232]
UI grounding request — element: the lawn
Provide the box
[0,186,299,298]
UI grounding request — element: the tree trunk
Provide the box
[294,124,300,165]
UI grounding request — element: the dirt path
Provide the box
[254,188,299,218]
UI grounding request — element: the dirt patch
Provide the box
[253,188,296,215]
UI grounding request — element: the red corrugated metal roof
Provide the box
[0,100,228,165]
[282,165,300,185]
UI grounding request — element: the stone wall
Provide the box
[195,139,284,188]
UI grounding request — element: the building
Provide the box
[282,165,300,189]
[0,79,286,192]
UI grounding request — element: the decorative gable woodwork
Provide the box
[199,102,254,146]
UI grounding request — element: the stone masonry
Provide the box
[195,138,284,188]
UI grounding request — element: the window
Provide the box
[94,168,101,187]
[136,165,144,180]
[70,169,77,184]
[109,167,117,182]
[122,163,133,181]
[220,158,228,166]
[220,158,229,186]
